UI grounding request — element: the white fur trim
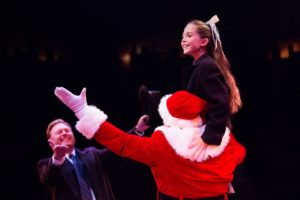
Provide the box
[156,125,230,162]
[75,105,107,139]
[158,94,203,128]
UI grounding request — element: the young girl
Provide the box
[181,15,242,147]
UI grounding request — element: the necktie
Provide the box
[70,154,93,200]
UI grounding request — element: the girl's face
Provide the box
[181,23,208,60]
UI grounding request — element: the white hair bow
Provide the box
[206,15,221,50]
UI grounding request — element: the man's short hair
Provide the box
[46,119,72,138]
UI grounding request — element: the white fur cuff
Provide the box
[75,105,107,139]
[157,125,231,162]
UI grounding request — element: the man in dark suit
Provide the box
[37,86,160,200]
[37,118,116,200]
[37,116,151,200]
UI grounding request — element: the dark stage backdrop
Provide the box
[1,0,299,199]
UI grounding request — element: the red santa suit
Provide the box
[75,91,246,199]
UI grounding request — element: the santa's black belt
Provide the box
[158,192,225,200]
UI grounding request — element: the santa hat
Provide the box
[158,90,207,128]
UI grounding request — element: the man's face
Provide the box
[49,123,75,148]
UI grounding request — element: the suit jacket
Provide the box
[37,147,115,200]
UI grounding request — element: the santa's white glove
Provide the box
[55,87,87,119]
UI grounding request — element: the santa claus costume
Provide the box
[55,88,246,200]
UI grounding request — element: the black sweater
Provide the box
[182,53,231,145]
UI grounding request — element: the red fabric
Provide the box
[167,91,207,120]
[94,121,246,199]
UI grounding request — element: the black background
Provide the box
[1,0,300,199]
